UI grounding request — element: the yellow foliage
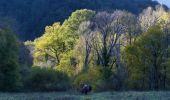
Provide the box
[159,12,170,24]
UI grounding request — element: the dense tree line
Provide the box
[0,0,162,40]
[32,6,170,91]
[1,5,170,92]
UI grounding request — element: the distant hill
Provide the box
[0,0,164,40]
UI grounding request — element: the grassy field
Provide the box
[0,91,170,100]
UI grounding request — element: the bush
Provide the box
[73,66,124,92]
[73,67,104,92]
[26,67,70,91]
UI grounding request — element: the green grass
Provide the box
[0,91,170,100]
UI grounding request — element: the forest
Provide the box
[1,0,170,99]
[1,5,170,92]
[0,0,161,40]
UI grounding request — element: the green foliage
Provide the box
[124,26,168,90]
[62,9,95,49]
[63,9,95,33]
[0,28,21,91]
[73,67,104,92]
[34,23,65,67]
[56,50,79,77]
[26,67,70,91]
[34,9,95,76]
[6,6,169,92]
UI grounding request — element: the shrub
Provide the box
[26,67,70,91]
[73,67,103,92]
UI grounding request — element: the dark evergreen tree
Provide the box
[0,28,21,91]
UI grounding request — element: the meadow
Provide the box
[0,91,170,100]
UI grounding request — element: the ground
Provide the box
[0,91,170,100]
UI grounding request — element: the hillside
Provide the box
[0,0,162,40]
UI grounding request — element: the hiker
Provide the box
[81,84,92,95]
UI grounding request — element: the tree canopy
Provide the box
[0,28,21,91]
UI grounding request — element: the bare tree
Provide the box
[78,21,94,72]
[120,12,141,45]
[91,11,127,79]
[139,6,166,32]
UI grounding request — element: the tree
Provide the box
[124,26,169,90]
[77,21,94,72]
[91,11,127,80]
[62,9,95,50]
[121,12,141,45]
[160,12,170,90]
[139,7,170,90]
[139,6,168,32]
[34,23,66,67]
[0,28,21,91]
[34,9,95,76]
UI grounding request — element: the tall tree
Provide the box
[139,6,168,32]
[34,9,95,76]
[34,23,65,67]
[92,11,127,79]
[0,28,21,91]
[124,26,169,90]
[77,21,94,72]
